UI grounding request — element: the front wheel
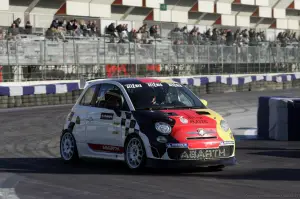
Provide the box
[124,136,147,170]
[60,131,79,163]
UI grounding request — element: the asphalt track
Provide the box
[1,89,300,199]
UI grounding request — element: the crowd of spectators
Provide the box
[0,18,33,40]
[105,23,161,44]
[171,25,300,47]
[45,18,100,41]
[1,18,300,48]
[171,26,268,46]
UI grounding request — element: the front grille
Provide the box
[186,136,217,140]
[167,146,234,160]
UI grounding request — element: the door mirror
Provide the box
[200,99,208,107]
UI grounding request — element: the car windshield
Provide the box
[122,82,205,110]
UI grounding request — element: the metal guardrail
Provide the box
[0,39,300,82]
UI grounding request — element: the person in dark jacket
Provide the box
[107,23,117,37]
[226,30,234,46]
[13,18,21,28]
[50,19,59,29]
[25,21,32,34]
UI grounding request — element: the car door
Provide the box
[86,83,129,154]
[71,84,99,144]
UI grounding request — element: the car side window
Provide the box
[79,85,97,106]
[95,84,129,111]
[178,90,194,106]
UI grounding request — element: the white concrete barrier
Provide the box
[258,96,300,141]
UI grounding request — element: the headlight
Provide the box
[220,120,230,132]
[155,122,172,135]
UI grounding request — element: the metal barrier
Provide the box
[0,39,300,82]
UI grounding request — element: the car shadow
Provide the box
[248,150,300,158]
[1,157,300,181]
[0,157,221,176]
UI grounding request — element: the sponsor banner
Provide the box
[100,113,114,120]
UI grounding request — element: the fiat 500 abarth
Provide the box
[60,78,236,170]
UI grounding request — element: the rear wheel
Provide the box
[124,135,147,170]
[60,131,79,163]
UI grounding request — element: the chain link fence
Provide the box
[0,38,300,82]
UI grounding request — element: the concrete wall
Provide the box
[0,0,9,11]
[123,0,142,7]
[241,0,255,5]
[259,7,272,18]
[221,14,235,26]
[216,2,231,15]
[236,16,250,27]
[145,0,164,9]
[255,0,269,6]
[198,1,214,13]
[66,0,113,18]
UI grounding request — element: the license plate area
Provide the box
[180,148,226,160]
[167,146,233,160]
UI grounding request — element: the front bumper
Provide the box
[146,156,237,168]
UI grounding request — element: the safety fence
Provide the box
[0,39,300,82]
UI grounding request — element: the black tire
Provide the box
[124,135,147,171]
[60,131,79,163]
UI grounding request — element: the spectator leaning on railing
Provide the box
[25,21,32,34]
[7,23,20,40]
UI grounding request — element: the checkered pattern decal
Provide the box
[120,111,140,136]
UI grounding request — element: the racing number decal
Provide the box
[124,84,142,89]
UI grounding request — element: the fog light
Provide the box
[157,136,167,143]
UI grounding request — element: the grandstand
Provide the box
[0,0,300,82]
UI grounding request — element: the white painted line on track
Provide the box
[0,189,20,199]
[234,129,257,136]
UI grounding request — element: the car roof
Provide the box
[86,78,179,86]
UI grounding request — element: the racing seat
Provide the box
[104,90,123,109]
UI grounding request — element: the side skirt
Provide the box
[77,143,125,161]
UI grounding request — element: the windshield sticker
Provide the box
[147,82,163,87]
[168,83,182,87]
[125,84,142,89]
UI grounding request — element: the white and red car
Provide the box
[60,78,236,170]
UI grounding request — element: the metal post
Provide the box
[207,46,210,74]
[134,40,137,76]
[221,45,224,74]
[258,46,261,73]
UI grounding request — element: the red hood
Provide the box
[161,109,221,149]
